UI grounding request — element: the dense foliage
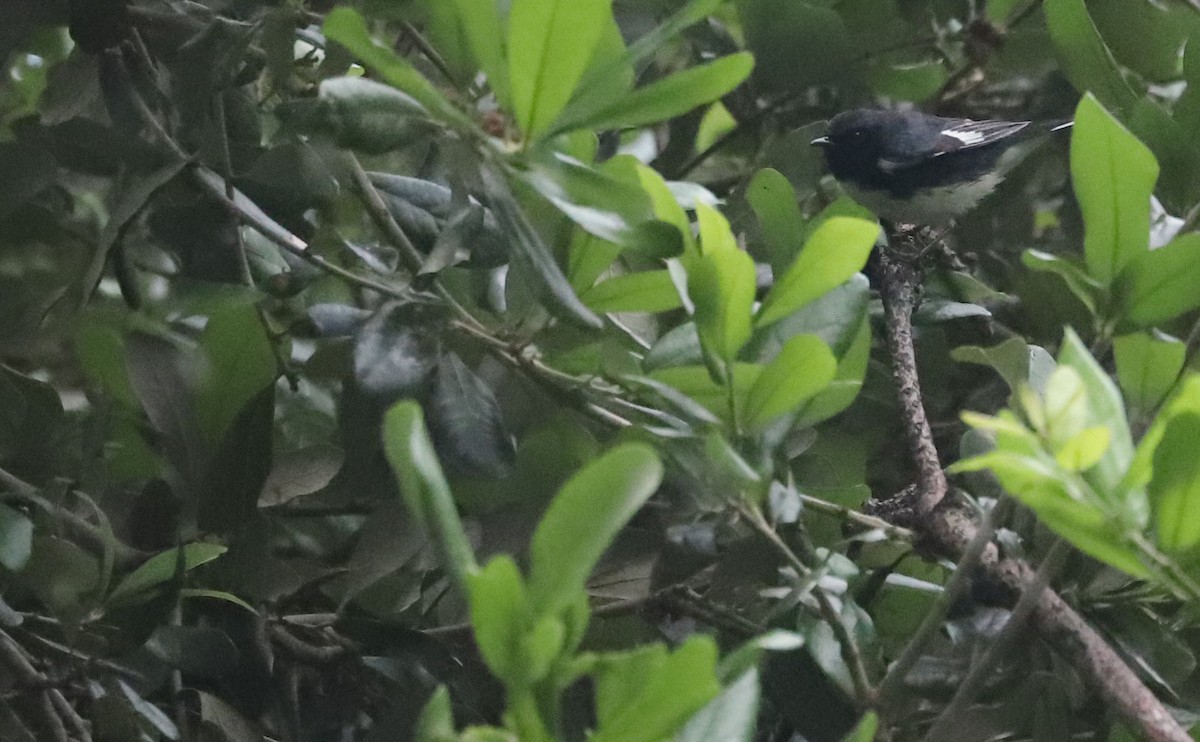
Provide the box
[5,0,1200,741]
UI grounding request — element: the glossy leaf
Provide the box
[582,271,684,314]
[743,335,836,430]
[467,555,529,683]
[1116,234,1200,327]
[108,543,228,606]
[674,669,759,742]
[508,0,612,138]
[1114,332,1186,416]
[757,217,878,327]
[591,636,721,742]
[1150,413,1200,553]
[382,401,479,586]
[527,444,663,616]
[1071,94,1157,285]
[0,504,33,572]
[1044,0,1141,114]
[747,168,803,275]
[450,0,510,105]
[689,248,757,363]
[481,166,603,328]
[552,53,754,136]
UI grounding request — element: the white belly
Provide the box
[840,173,1003,225]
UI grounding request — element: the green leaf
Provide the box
[951,450,1148,577]
[1116,233,1200,327]
[481,166,602,328]
[382,401,479,586]
[1150,413,1200,553]
[743,335,836,430]
[673,669,759,742]
[196,304,278,447]
[1113,332,1186,416]
[527,444,663,616]
[951,337,1035,392]
[107,543,228,606]
[1055,426,1111,472]
[591,636,721,742]
[467,555,528,683]
[1070,94,1157,285]
[1021,250,1102,315]
[651,364,762,421]
[1044,0,1141,114]
[747,168,803,275]
[322,7,466,125]
[1058,328,1142,523]
[508,0,612,138]
[689,248,757,363]
[551,52,754,136]
[449,0,510,106]
[581,270,684,313]
[0,504,33,571]
[757,217,878,327]
[794,313,871,426]
[840,713,879,742]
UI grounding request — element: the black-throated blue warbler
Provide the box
[811,109,1073,224]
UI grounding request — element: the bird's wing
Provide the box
[877,118,1032,173]
[933,119,1032,152]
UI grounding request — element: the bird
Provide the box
[810,109,1073,225]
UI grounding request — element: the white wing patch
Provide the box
[941,128,986,145]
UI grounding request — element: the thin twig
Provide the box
[922,539,1068,742]
[738,503,875,707]
[799,494,915,542]
[876,497,1007,706]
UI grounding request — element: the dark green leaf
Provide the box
[108,543,227,606]
[196,304,278,446]
[1045,0,1141,114]
[0,504,33,571]
[428,351,516,478]
[481,166,602,328]
[353,299,444,402]
[146,626,240,678]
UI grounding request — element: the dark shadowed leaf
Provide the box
[258,444,344,507]
[0,505,32,571]
[146,625,240,678]
[353,299,445,402]
[428,352,516,479]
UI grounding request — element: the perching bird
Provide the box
[811,109,1073,225]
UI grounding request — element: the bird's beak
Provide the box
[810,136,831,147]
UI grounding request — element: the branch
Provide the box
[875,229,1191,742]
[738,502,876,707]
[878,239,947,516]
